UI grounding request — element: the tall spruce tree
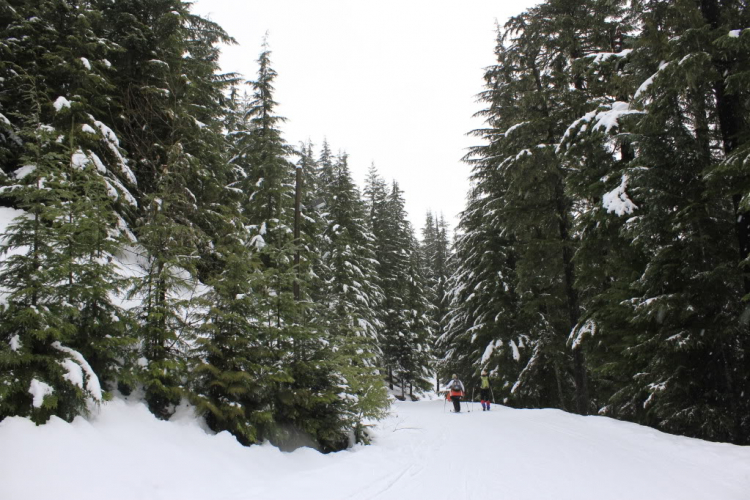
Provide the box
[367,175,431,397]
[190,215,271,445]
[440,183,522,404]
[448,13,578,411]
[0,0,138,423]
[561,0,750,442]
[315,150,388,442]
[235,45,355,451]
[421,213,451,390]
[98,0,237,419]
[0,89,108,424]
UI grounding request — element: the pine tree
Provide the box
[369,178,431,397]
[233,45,357,451]
[421,213,452,391]
[561,0,750,442]
[295,141,327,310]
[400,230,433,398]
[448,16,576,410]
[316,151,388,435]
[316,139,336,201]
[0,0,137,423]
[446,0,636,412]
[440,184,522,405]
[190,220,272,445]
[96,0,237,419]
[450,0,750,443]
[0,93,105,424]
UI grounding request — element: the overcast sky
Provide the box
[191,0,539,233]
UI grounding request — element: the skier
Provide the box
[479,370,491,411]
[445,374,465,413]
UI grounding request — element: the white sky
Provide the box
[190,0,539,233]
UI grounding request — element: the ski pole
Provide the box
[470,388,475,412]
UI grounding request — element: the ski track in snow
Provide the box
[1,399,749,500]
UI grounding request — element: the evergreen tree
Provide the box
[0,0,136,423]
[560,0,750,442]
[400,230,434,398]
[234,45,356,451]
[98,0,236,419]
[445,0,631,411]
[440,184,522,405]
[317,151,388,434]
[0,94,106,424]
[421,213,452,390]
[190,220,272,445]
[448,0,749,443]
[447,15,575,410]
[368,177,431,397]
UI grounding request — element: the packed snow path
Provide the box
[1,398,749,500]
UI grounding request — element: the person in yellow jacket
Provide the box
[480,370,491,411]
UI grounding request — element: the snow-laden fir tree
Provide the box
[232,45,356,451]
[97,0,237,419]
[189,214,271,445]
[440,183,522,405]
[448,11,581,412]
[0,0,138,423]
[448,0,750,443]
[185,84,267,445]
[561,0,750,443]
[421,213,452,391]
[0,114,106,423]
[308,149,388,443]
[365,169,432,397]
[400,229,434,398]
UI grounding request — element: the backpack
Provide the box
[451,380,462,394]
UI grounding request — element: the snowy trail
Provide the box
[328,401,750,500]
[1,398,749,500]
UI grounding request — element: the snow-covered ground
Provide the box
[1,397,749,500]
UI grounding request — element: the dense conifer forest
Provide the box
[441,0,750,445]
[1,0,748,450]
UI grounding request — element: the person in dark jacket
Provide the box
[445,374,465,413]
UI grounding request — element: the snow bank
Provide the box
[1,399,748,500]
